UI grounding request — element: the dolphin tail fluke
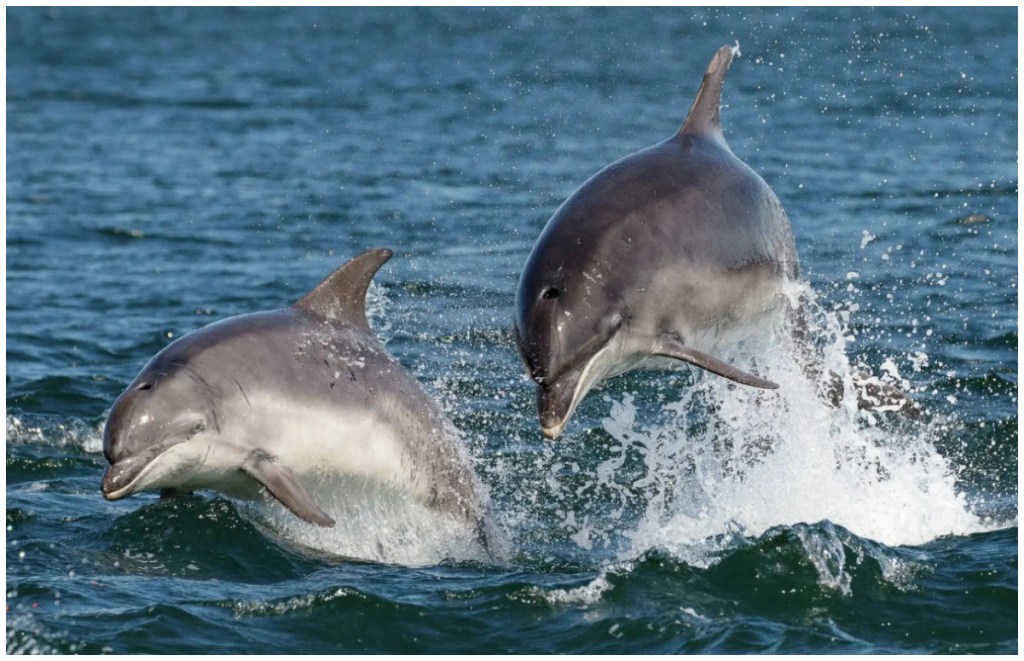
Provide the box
[678,42,740,144]
[294,248,393,330]
[242,450,335,527]
[654,333,778,389]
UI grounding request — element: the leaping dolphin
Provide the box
[102,249,487,532]
[515,44,797,439]
[515,44,918,438]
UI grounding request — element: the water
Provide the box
[6,7,1017,654]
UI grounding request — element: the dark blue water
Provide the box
[6,7,1017,653]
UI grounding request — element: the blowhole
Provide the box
[137,382,153,391]
[542,287,560,300]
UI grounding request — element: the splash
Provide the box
[549,283,992,564]
[533,570,614,606]
[241,477,491,566]
[6,414,103,454]
[364,280,393,340]
[229,587,355,617]
[5,607,61,654]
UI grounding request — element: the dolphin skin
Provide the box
[102,249,486,529]
[515,44,799,438]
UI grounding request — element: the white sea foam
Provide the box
[364,280,392,340]
[552,284,992,569]
[231,587,353,617]
[533,571,614,606]
[243,476,491,566]
[6,414,104,454]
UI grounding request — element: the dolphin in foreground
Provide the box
[102,249,487,533]
[515,44,912,439]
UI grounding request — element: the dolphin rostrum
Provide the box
[515,44,801,439]
[102,249,487,532]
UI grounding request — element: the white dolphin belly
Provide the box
[242,394,423,499]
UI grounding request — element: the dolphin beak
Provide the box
[536,375,581,440]
[100,440,182,500]
[540,415,567,440]
[101,460,141,500]
[535,344,613,439]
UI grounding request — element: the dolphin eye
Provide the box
[542,287,560,300]
[137,382,153,391]
[189,421,206,437]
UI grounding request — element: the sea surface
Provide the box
[5,7,1017,654]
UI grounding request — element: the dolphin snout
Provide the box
[100,438,183,500]
[536,380,576,440]
[100,458,142,500]
[540,419,567,440]
[101,420,132,498]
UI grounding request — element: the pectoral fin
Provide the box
[654,334,778,389]
[241,451,335,527]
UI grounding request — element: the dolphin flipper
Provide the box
[654,333,778,389]
[242,450,335,527]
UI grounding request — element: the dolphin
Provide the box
[515,44,920,438]
[102,248,486,532]
[514,44,799,439]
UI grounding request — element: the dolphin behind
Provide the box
[515,44,796,438]
[102,248,490,550]
[515,44,917,439]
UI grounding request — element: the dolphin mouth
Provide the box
[101,459,146,500]
[536,372,579,439]
[537,346,610,439]
[541,420,566,439]
[536,377,584,439]
[101,440,184,501]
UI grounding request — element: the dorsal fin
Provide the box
[293,248,392,329]
[678,42,740,144]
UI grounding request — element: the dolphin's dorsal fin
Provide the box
[293,248,393,329]
[678,42,740,144]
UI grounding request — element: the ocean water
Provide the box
[5,7,1017,654]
